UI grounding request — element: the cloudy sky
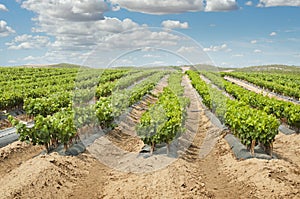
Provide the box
[0,0,300,68]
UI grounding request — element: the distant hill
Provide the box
[178,64,300,73]
[235,64,300,73]
[12,63,300,72]
[49,63,90,68]
[19,63,89,69]
[182,64,234,72]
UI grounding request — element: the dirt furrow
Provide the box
[1,72,300,199]
[200,75,235,100]
[105,75,169,152]
[71,75,254,199]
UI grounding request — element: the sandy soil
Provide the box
[274,132,300,166]
[0,75,299,199]
[220,137,300,199]
[0,113,33,130]
[14,114,33,123]
[0,141,43,175]
[68,75,251,199]
[104,75,169,153]
[0,119,12,130]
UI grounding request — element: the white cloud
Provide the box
[114,58,133,65]
[8,60,17,64]
[22,0,108,22]
[161,20,189,29]
[245,1,253,6]
[205,0,239,12]
[99,28,181,50]
[21,0,147,62]
[203,44,229,52]
[6,34,50,50]
[254,49,262,53]
[151,61,165,65]
[0,4,8,11]
[20,0,209,66]
[177,46,198,53]
[143,54,161,58]
[95,17,140,33]
[0,20,15,37]
[109,0,204,15]
[141,47,156,52]
[270,32,277,36]
[23,56,38,61]
[21,0,138,35]
[251,40,257,44]
[258,0,300,7]
[86,27,210,67]
[232,54,244,57]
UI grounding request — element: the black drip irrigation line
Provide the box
[191,78,277,160]
[279,125,296,135]
[201,75,297,135]
[39,76,170,157]
[224,134,278,160]
[0,122,34,148]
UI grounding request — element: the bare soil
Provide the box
[14,114,33,122]
[0,141,43,176]
[0,76,299,199]
[0,114,33,130]
[0,119,12,130]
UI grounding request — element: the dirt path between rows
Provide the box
[201,75,235,100]
[1,74,300,199]
[67,75,252,199]
[224,76,299,104]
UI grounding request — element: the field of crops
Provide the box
[0,65,299,198]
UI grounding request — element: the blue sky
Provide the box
[0,0,300,68]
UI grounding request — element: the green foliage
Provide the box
[95,81,117,98]
[95,70,156,99]
[95,71,167,128]
[98,69,129,84]
[203,71,300,130]
[137,105,168,145]
[95,97,114,127]
[186,70,280,151]
[24,92,72,117]
[3,68,171,153]
[225,101,279,147]
[74,105,97,128]
[186,71,212,109]
[225,72,300,99]
[137,73,188,151]
[0,67,101,111]
[8,109,77,152]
